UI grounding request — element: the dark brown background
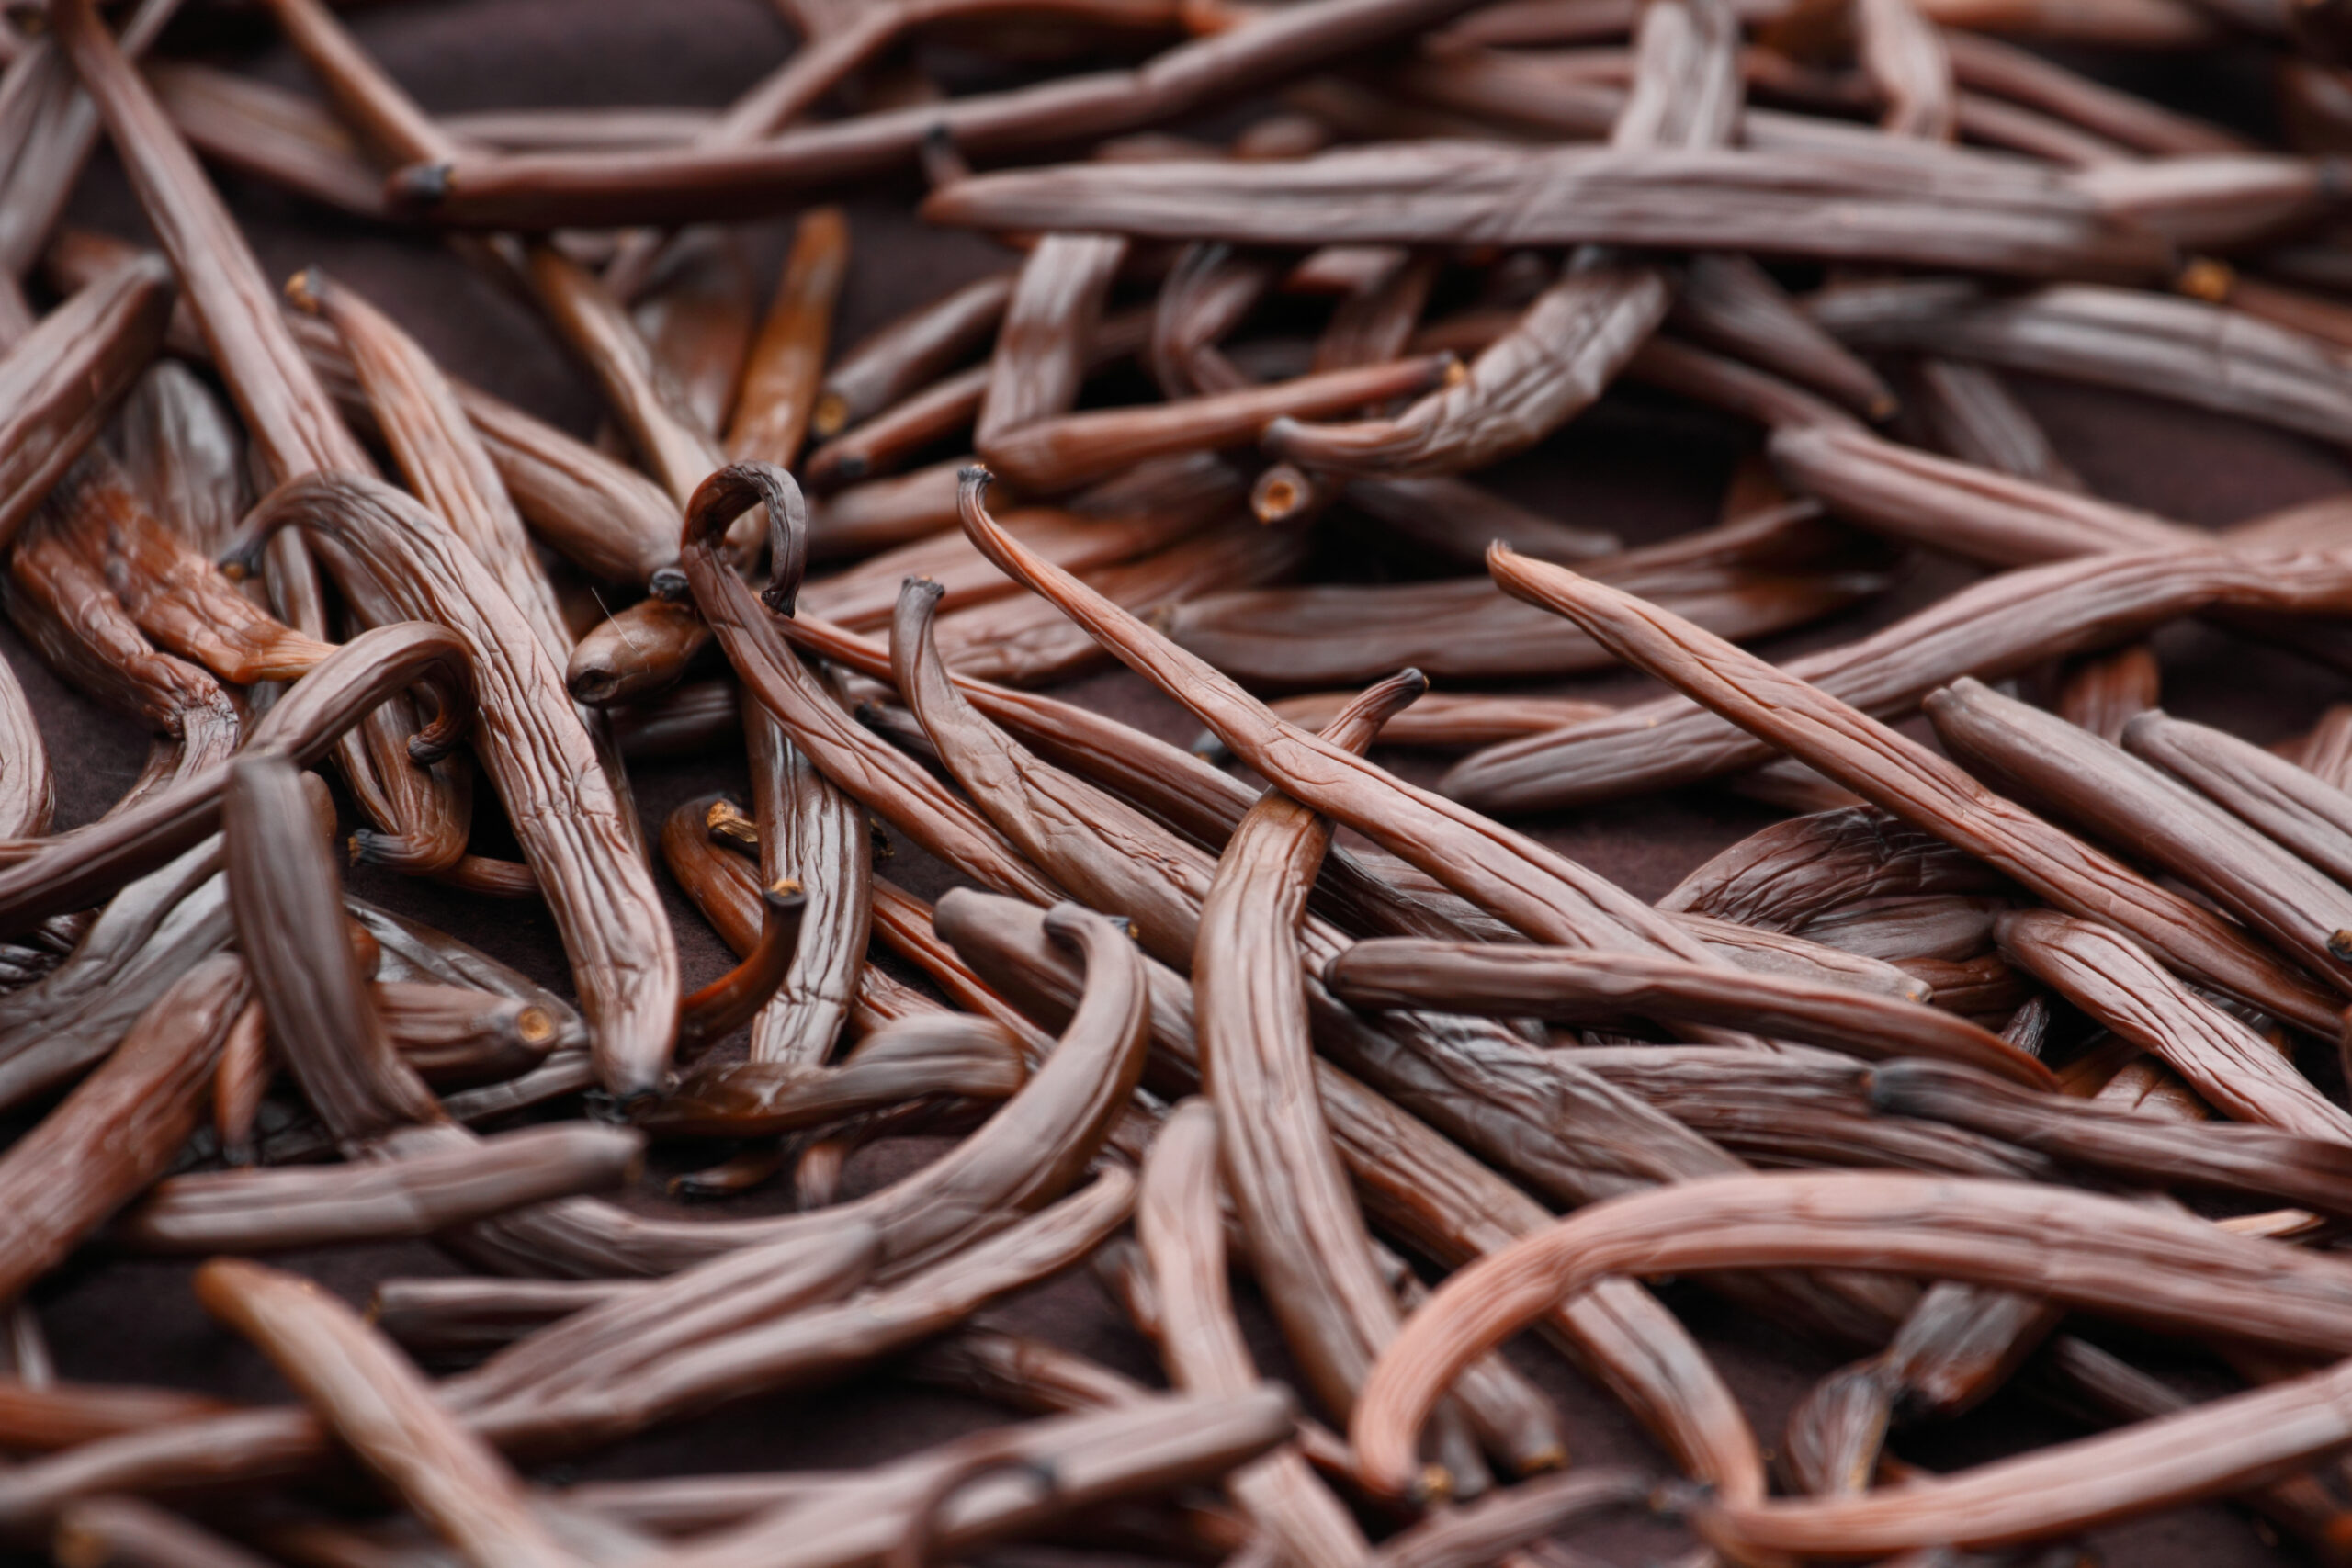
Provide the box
[7,4,2344,1561]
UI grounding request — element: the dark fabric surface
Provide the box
[6,2,2345,1561]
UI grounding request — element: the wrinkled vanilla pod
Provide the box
[1177,662,1533,1472]
[48,0,479,886]
[225,752,446,1145]
[1576,1044,2052,1179]
[390,0,1526,227]
[452,1170,1134,1452]
[1663,806,2013,930]
[805,496,1209,632]
[1765,420,2191,566]
[949,468,1779,1013]
[370,1275,639,1355]
[1135,1100,1370,1568]
[889,572,1897,1352]
[373,978,563,1087]
[193,1258,592,1568]
[930,517,1312,687]
[674,876,808,1052]
[234,476,677,1097]
[921,144,2174,279]
[1926,675,2352,999]
[115,1122,644,1253]
[0,952,247,1304]
[0,837,233,1113]
[989,353,1456,492]
[1485,547,2346,1036]
[779,606,1566,948]
[2121,707,2352,891]
[0,622,473,932]
[638,1013,1029,1138]
[1995,908,2352,1141]
[1355,1169,2352,1516]
[1264,0,1736,478]
[1327,941,2053,1087]
[49,225,684,591]
[38,453,333,685]
[727,205,848,470]
[1814,278,2352,449]
[677,462,1060,905]
[934,889,1769,1504]
[1161,558,1884,686]
[976,231,1127,451]
[817,271,1016,440]
[0,254,175,551]
[740,695,870,1067]
[3,509,241,795]
[1870,1058,2352,1217]
[1263,689,1612,750]
[1442,546,2352,812]
[287,270,576,669]
[0,652,47,841]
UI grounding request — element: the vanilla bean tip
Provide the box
[282,267,324,315]
[569,665,625,705]
[404,726,459,765]
[388,161,453,208]
[648,566,691,601]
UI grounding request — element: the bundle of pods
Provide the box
[12,0,2352,1562]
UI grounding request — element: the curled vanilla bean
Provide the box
[675,877,807,1051]
[1353,1169,2352,1506]
[0,622,473,933]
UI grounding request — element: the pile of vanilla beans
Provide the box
[17,0,2352,1563]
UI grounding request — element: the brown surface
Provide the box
[6,3,2343,1561]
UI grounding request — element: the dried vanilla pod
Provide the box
[3,6,2352,1563]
